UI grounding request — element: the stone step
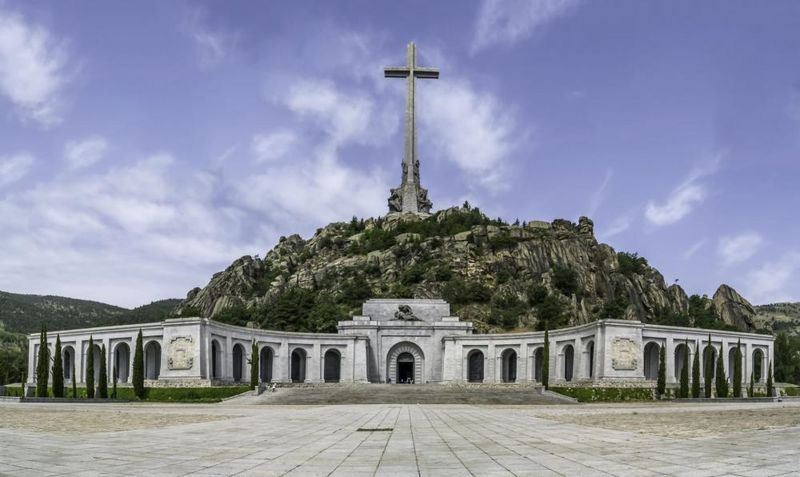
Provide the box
[255,383,575,405]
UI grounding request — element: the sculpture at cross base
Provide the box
[384,42,437,215]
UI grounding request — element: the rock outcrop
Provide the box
[712,284,756,331]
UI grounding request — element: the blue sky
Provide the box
[1,0,799,308]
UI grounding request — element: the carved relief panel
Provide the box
[168,336,194,370]
[611,337,639,370]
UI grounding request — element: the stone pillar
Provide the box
[352,338,369,383]
[26,340,36,385]
[487,343,496,383]
[309,343,321,383]
[665,337,675,384]
[225,336,233,380]
[276,341,289,383]
[519,343,529,383]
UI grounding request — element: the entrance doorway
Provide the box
[397,352,414,383]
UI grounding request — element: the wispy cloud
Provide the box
[472,0,581,53]
[597,214,632,241]
[0,7,71,126]
[745,252,800,304]
[181,6,236,68]
[64,136,108,170]
[718,232,762,266]
[251,131,296,163]
[588,169,613,216]
[683,238,708,260]
[0,152,34,187]
[644,158,720,226]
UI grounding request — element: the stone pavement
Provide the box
[1,401,798,476]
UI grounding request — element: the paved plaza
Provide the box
[1,400,799,476]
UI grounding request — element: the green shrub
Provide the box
[782,387,800,396]
[2,385,24,397]
[617,252,648,276]
[550,387,653,402]
[552,266,579,297]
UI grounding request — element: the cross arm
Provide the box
[384,67,410,78]
[413,68,439,79]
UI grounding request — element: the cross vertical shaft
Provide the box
[385,42,438,215]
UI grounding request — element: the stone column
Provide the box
[519,343,529,383]
[352,338,369,383]
[309,343,321,383]
[276,341,289,383]
[665,337,675,384]
[487,343,496,383]
[745,342,753,387]
[225,336,233,380]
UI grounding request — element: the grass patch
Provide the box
[550,386,654,402]
[19,385,250,402]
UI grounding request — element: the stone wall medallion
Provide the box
[611,337,639,370]
[168,336,194,370]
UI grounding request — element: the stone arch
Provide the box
[703,343,717,381]
[211,339,222,379]
[674,342,689,381]
[259,346,274,383]
[533,347,544,382]
[728,347,738,386]
[114,342,131,383]
[232,343,246,382]
[467,349,484,383]
[753,349,764,382]
[62,345,75,382]
[563,344,574,382]
[585,341,595,378]
[324,349,341,383]
[643,342,660,381]
[144,341,161,380]
[501,348,517,383]
[291,348,307,383]
[386,342,424,384]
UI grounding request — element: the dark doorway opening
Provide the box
[467,350,484,383]
[324,349,341,383]
[397,352,414,383]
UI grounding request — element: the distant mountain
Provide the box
[0,291,181,335]
[754,302,800,336]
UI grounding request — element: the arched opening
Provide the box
[386,342,424,384]
[501,349,517,383]
[62,346,75,381]
[585,341,595,378]
[563,345,574,382]
[144,341,161,380]
[211,340,222,379]
[703,344,717,381]
[324,349,341,383]
[259,346,273,383]
[728,347,737,386]
[674,343,688,381]
[291,348,307,383]
[643,342,660,380]
[232,343,245,382]
[753,349,764,382]
[533,347,544,382]
[467,350,484,383]
[114,343,130,383]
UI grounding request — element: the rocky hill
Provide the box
[178,205,757,334]
[753,302,800,336]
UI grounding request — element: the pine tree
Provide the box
[715,351,727,398]
[703,334,713,398]
[98,344,108,399]
[691,343,701,398]
[132,329,145,399]
[250,340,259,391]
[733,339,742,398]
[36,326,49,398]
[679,340,689,398]
[52,335,64,398]
[542,328,550,390]
[112,365,118,399]
[766,361,774,397]
[749,370,754,397]
[657,343,666,397]
[71,359,77,398]
[86,336,95,399]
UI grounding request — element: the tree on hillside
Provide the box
[679,340,689,398]
[733,339,742,398]
[691,344,701,398]
[542,328,550,390]
[767,361,774,397]
[703,334,713,398]
[132,329,145,399]
[250,340,259,391]
[657,343,666,397]
[52,335,64,398]
[715,352,727,398]
[36,326,49,398]
[86,335,95,399]
[98,344,108,398]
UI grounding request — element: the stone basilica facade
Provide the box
[27,298,774,390]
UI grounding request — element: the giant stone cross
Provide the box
[385,42,437,215]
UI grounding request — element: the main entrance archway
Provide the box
[386,342,424,384]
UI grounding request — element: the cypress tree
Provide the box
[733,339,742,398]
[98,344,108,398]
[715,351,727,398]
[132,329,145,399]
[703,334,713,398]
[36,326,49,398]
[657,343,666,397]
[749,370,754,397]
[52,335,64,398]
[542,328,550,390]
[766,361,774,397]
[691,343,701,398]
[250,340,259,391]
[71,359,77,398]
[679,340,689,398]
[112,364,118,399]
[86,336,95,399]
